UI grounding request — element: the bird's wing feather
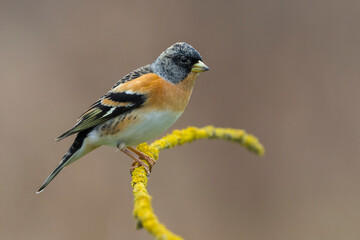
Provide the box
[56,65,153,141]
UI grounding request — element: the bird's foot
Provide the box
[129,158,151,175]
[127,147,156,172]
[120,147,155,175]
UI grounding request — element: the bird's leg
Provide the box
[120,148,151,175]
[127,146,156,171]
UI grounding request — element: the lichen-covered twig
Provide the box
[131,126,265,240]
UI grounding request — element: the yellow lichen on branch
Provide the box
[132,126,265,240]
[131,167,183,240]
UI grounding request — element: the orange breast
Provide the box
[112,72,199,112]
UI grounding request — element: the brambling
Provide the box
[37,42,209,193]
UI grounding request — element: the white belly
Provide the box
[88,110,182,147]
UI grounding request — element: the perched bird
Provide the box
[37,42,209,193]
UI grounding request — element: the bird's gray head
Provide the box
[151,42,209,84]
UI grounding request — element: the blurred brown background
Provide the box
[1,0,360,239]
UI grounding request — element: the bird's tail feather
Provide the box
[36,149,78,194]
[36,129,93,194]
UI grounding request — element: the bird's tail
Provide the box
[36,129,94,194]
[36,154,72,194]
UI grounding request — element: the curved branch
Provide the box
[131,126,265,239]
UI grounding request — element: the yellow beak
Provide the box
[191,60,210,73]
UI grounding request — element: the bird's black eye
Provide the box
[180,56,190,64]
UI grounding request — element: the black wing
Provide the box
[56,65,152,141]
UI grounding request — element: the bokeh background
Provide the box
[1,0,360,239]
